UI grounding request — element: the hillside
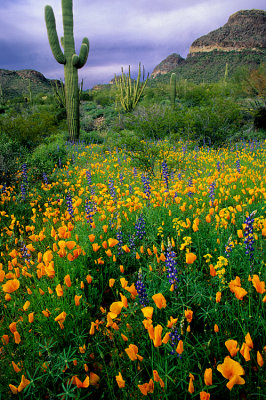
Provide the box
[151,9,266,84]
[0,69,59,100]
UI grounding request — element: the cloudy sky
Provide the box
[0,0,265,88]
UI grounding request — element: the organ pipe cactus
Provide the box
[170,73,176,107]
[115,63,149,112]
[45,0,89,141]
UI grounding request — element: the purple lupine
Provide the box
[217,162,221,172]
[225,235,233,258]
[20,243,31,262]
[119,173,124,185]
[85,198,94,224]
[208,181,216,206]
[187,177,193,198]
[108,177,117,201]
[136,270,149,307]
[116,229,123,255]
[0,184,7,195]
[244,211,256,262]
[58,157,62,168]
[22,163,28,185]
[141,174,151,200]
[166,242,179,289]
[66,192,74,218]
[21,183,26,201]
[43,172,49,185]
[162,160,169,190]
[169,327,181,356]
[86,170,92,186]
[135,214,146,240]
[236,158,241,173]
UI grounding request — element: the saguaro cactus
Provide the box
[45,0,89,141]
[170,73,176,107]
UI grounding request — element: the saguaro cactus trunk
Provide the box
[45,0,89,141]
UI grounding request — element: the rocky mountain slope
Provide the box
[0,69,59,100]
[151,9,266,83]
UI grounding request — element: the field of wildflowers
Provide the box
[0,139,265,399]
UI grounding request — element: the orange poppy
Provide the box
[252,275,265,294]
[2,279,20,293]
[141,307,154,319]
[109,278,115,287]
[64,274,72,287]
[116,372,125,388]
[240,343,251,362]
[188,373,194,394]
[186,253,197,264]
[200,392,210,400]
[110,301,123,316]
[152,293,166,309]
[257,351,264,367]
[217,356,245,390]
[56,284,64,297]
[185,309,193,323]
[108,238,119,247]
[28,312,34,323]
[176,340,184,354]
[138,379,154,395]
[75,295,82,306]
[125,344,143,361]
[216,291,222,303]
[204,368,212,386]
[92,243,100,252]
[89,372,100,386]
[153,325,163,347]
[225,340,239,357]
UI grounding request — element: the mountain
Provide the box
[0,69,59,100]
[151,9,266,83]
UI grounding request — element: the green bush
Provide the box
[122,105,179,139]
[80,130,105,144]
[0,110,58,149]
[0,134,28,185]
[28,137,68,179]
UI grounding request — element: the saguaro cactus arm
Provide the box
[45,6,66,64]
[72,38,89,69]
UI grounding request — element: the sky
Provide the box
[0,0,265,89]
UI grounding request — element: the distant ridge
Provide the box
[151,9,266,83]
[0,69,60,100]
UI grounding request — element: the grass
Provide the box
[0,139,265,399]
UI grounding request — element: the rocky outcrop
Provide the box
[151,53,185,78]
[189,9,266,54]
[150,9,266,82]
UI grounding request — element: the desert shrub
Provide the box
[122,105,180,139]
[80,130,105,144]
[182,98,244,145]
[0,134,28,185]
[0,110,58,149]
[28,137,68,179]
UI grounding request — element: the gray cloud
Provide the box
[0,0,265,87]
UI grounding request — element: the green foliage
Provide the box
[45,0,89,141]
[0,134,28,185]
[80,130,105,144]
[0,110,59,149]
[170,72,176,106]
[115,63,149,112]
[28,135,68,179]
